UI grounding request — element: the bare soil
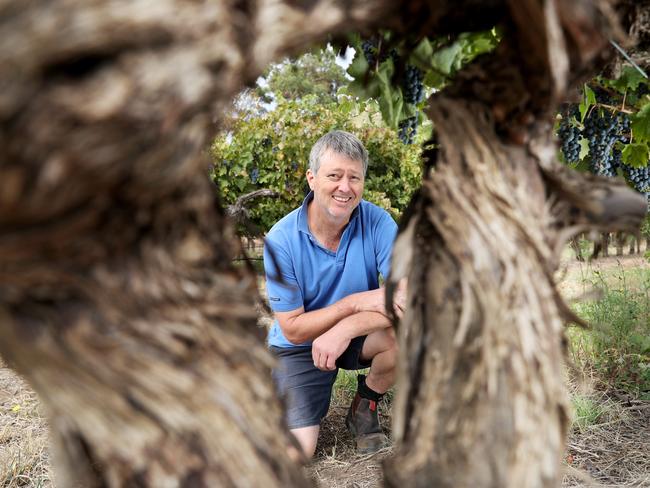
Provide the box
[1,252,649,487]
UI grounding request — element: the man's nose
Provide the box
[338,177,351,192]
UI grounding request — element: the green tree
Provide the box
[211,94,422,234]
[257,48,350,105]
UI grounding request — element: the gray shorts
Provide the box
[270,336,370,429]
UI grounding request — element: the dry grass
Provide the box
[308,390,393,488]
[306,391,650,488]
[563,397,650,487]
[0,358,52,488]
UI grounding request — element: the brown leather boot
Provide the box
[345,375,388,454]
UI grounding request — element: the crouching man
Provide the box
[263,130,403,459]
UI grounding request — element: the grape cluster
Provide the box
[556,98,633,179]
[593,86,613,105]
[403,65,424,105]
[398,114,418,144]
[250,167,259,184]
[361,39,378,67]
[583,109,620,177]
[361,38,393,68]
[623,164,650,193]
[557,109,581,163]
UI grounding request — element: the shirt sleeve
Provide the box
[263,233,304,312]
[374,209,398,279]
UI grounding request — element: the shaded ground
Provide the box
[308,393,650,488]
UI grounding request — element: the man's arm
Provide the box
[275,287,392,345]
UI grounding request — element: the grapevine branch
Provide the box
[225,189,279,222]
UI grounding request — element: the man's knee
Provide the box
[376,327,397,353]
[363,327,397,362]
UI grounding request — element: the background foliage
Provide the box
[256,48,349,105]
[211,93,422,233]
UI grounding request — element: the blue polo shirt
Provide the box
[264,192,397,348]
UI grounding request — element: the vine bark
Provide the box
[0,1,647,487]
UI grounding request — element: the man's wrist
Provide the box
[338,294,358,316]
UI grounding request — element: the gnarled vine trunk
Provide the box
[384,1,647,487]
[0,0,647,487]
[385,100,570,487]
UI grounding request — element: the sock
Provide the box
[357,374,384,402]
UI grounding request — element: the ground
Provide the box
[1,252,649,487]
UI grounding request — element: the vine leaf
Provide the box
[431,42,463,75]
[632,103,650,144]
[622,143,649,168]
[376,62,403,128]
[579,137,590,160]
[348,52,369,79]
[611,66,646,92]
[579,85,596,122]
[378,81,403,129]
[411,39,433,67]
[423,70,447,89]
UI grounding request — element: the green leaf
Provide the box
[411,38,433,67]
[431,42,463,75]
[378,79,403,129]
[622,143,649,168]
[579,137,589,160]
[347,52,368,79]
[632,103,650,143]
[579,85,596,122]
[612,66,647,92]
[375,60,394,85]
[573,157,591,173]
[423,70,446,90]
[401,103,417,118]
[346,78,380,99]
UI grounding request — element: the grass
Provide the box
[569,392,620,432]
[332,368,396,408]
[567,264,650,397]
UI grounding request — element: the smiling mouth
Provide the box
[332,195,352,203]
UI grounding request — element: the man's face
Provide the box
[306,149,365,224]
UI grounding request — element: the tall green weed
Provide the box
[569,266,650,396]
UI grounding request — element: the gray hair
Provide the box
[308,130,368,176]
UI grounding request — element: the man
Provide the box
[263,130,403,459]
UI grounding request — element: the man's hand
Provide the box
[349,285,407,318]
[391,279,408,319]
[311,326,351,371]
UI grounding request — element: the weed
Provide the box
[570,393,614,431]
[569,265,650,396]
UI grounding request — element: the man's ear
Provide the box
[306,169,315,190]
